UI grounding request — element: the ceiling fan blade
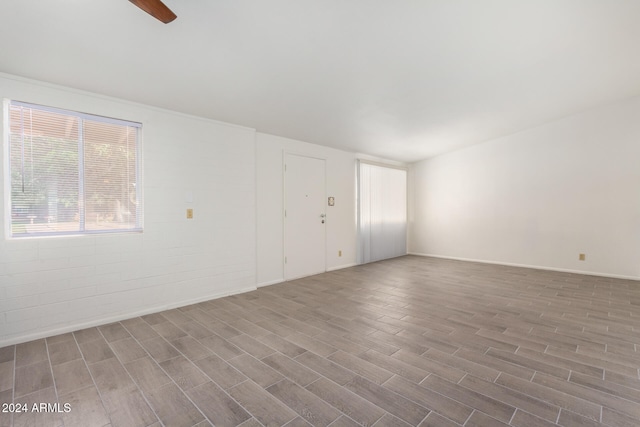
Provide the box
[129,0,177,23]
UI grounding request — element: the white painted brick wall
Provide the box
[0,74,257,346]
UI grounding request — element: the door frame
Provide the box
[283,150,328,280]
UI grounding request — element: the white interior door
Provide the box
[285,154,326,280]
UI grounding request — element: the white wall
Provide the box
[256,133,358,287]
[409,95,640,279]
[0,74,257,346]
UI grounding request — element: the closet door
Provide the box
[358,162,407,263]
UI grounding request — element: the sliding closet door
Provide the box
[358,162,407,264]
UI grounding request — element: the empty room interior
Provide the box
[1,1,640,427]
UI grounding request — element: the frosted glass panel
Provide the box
[358,162,407,263]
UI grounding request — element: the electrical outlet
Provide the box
[579,253,585,261]
[338,250,342,257]
[186,208,193,219]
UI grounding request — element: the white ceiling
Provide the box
[1,1,639,162]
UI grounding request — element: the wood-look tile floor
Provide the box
[1,255,640,427]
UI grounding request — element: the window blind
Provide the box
[7,101,142,236]
[358,161,407,263]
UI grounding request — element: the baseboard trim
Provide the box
[257,279,284,288]
[258,264,359,286]
[0,285,257,347]
[408,252,640,281]
[327,263,358,272]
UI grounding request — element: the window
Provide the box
[358,161,407,263]
[5,100,142,237]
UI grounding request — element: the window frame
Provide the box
[3,99,144,238]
